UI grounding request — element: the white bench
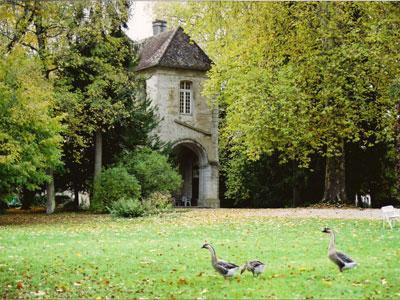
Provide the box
[381,205,400,229]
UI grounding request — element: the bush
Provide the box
[91,166,141,212]
[4,194,21,208]
[119,148,182,197]
[143,192,173,214]
[108,197,146,218]
[32,194,47,207]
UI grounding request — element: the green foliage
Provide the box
[160,2,400,203]
[54,1,158,197]
[119,148,182,198]
[3,194,21,208]
[91,166,141,213]
[162,2,400,164]
[0,49,63,196]
[108,197,146,218]
[58,0,137,135]
[143,192,173,214]
[109,192,173,218]
[222,152,296,207]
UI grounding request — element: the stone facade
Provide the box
[139,68,219,208]
[136,25,219,207]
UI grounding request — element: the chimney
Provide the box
[152,20,167,35]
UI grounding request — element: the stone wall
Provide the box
[139,67,219,207]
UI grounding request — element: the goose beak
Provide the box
[322,228,329,233]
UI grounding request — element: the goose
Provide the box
[201,243,240,277]
[322,227,357,272]
[241,260,266,276]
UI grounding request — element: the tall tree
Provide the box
[159,2,400,204]
[1,0,158,211]
[0,48,63,200]
[56,0,159,207]
[0,0,77,212]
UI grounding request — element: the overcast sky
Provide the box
[126,1,154,41]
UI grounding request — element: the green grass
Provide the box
[1,209,399,298]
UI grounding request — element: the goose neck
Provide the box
[328,231,336,252]
[208,246,218,264]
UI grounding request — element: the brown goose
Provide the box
[241,260,266,276]
[322,227,357,272]
[201,243,240,277]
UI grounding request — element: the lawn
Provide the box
[0,209,399,298]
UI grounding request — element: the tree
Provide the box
[0,0,77,212]
[1,0,157,211]
[390,79,400,198]
[57,0,160,208]
[0,48,62,201]
[159,2,400,204]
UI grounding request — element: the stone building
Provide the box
[135,20,219,208]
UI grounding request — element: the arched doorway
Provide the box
[171,140,208,207]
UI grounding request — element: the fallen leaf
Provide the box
[177,278,188,285]
[31,290,46,296]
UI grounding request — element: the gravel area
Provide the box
[232,208,383,220]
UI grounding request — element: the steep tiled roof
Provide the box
[135,27,212,72]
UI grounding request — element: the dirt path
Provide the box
[214,208,383,220]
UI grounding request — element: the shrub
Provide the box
[143,192,173,214]
[108,197,146,218]
[119,148,182,197]
[91,166,141,213]
[31,194,47,207]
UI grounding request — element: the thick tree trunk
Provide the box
[94,129,103,181]
[322,145,347,204]
[46,169,55,214]
[21,188,35,210]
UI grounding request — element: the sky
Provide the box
[126,1,155,41]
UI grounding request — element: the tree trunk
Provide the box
[322,145,347,204]
[74,186,80,209]
[396,101,400,196]
[21,188,35,210]
[292,161,298,207]
[94,129,103,181]
[46,169,55,214]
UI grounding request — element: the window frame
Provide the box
[179,81,193,115]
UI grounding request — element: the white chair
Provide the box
[356,193,372,208]
[381,205,400,229]
[181,195,191,207]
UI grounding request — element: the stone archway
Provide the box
[171,139,208,207]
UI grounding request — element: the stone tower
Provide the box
[135,21,219,208]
